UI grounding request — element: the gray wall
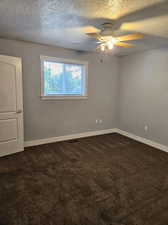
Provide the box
[0,39,119,141]
[119,48,168,146]
[2,39,167,146]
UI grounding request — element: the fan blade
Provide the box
[115,42,135,48]
[116,33,144,41]
[86,33,102,41]
[82,26,100,34]
[114,1,168,30]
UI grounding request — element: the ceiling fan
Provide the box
[86,23,144,51]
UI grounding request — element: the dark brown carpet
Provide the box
[0,133,168,225]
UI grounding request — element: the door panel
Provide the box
[0,119,17,142]
[0,55,24,157]
[0,62,17,112]
[0,140,18,157]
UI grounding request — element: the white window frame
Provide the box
[40,55,88,100]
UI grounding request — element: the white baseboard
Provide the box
[116,129,168,153]
[24,128,118,148]
[24,128,168,154]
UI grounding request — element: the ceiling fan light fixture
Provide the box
[111,37,118,43]
[100,44,105,51]
[107,41,114,50]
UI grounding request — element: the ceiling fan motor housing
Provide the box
[100,23,115,36]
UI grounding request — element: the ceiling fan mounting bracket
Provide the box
[101,22,114,29]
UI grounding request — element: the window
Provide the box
[41,56,88,99]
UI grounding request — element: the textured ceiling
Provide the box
[0,0,168,55]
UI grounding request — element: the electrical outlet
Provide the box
[99,119,102,124]
[96,119,99,124]
[144,125,148,132]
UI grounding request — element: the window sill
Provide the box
[41,96,88,100]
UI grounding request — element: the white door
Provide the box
[0,55,24,157]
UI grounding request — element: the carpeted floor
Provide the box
[0,133,168,225]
